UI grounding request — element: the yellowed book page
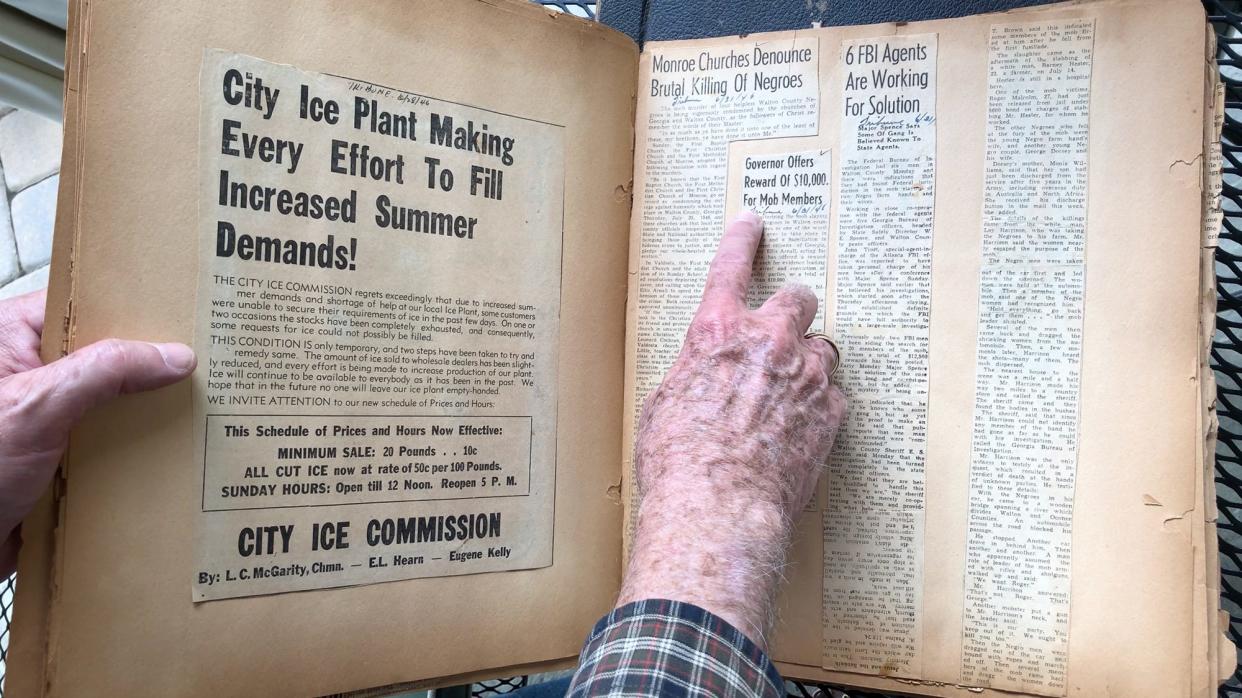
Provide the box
[627,0,1212,696]
[1198,30,1234,689]
[9,0,637,695]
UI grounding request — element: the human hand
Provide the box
[618,212,846,647]
[0,289,196,576]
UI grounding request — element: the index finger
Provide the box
[701,212,764,307]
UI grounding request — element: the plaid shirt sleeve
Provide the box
[565,599,786,697]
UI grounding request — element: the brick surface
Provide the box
[0,111,62,193]
[0,265,49,301]
[11,174,58,272]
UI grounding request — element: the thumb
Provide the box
[6,339,195,451]
[0,339,195,540]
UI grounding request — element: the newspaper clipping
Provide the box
[191,51,564,601]
[823,33,938,678]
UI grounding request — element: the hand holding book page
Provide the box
[620,212,845,648]
[0,290,196,576]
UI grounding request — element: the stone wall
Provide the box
[0,104,59,300]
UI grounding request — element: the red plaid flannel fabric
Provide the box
[565,599,785,697]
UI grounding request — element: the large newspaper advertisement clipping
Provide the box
[191,51,564,601]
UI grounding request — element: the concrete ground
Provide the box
[0,104,58,300]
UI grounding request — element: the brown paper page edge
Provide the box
[7,0,85,693]
[1194,26,1214,698]
[1192,20,1232,690]
[1199,21,1234,693]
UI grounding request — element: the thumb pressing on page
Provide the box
[0,289,196,576]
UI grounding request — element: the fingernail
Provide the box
[736,210,763,228]
[153,343,196,372]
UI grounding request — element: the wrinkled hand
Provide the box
[619,212,846,646]
[0,289,195,576]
